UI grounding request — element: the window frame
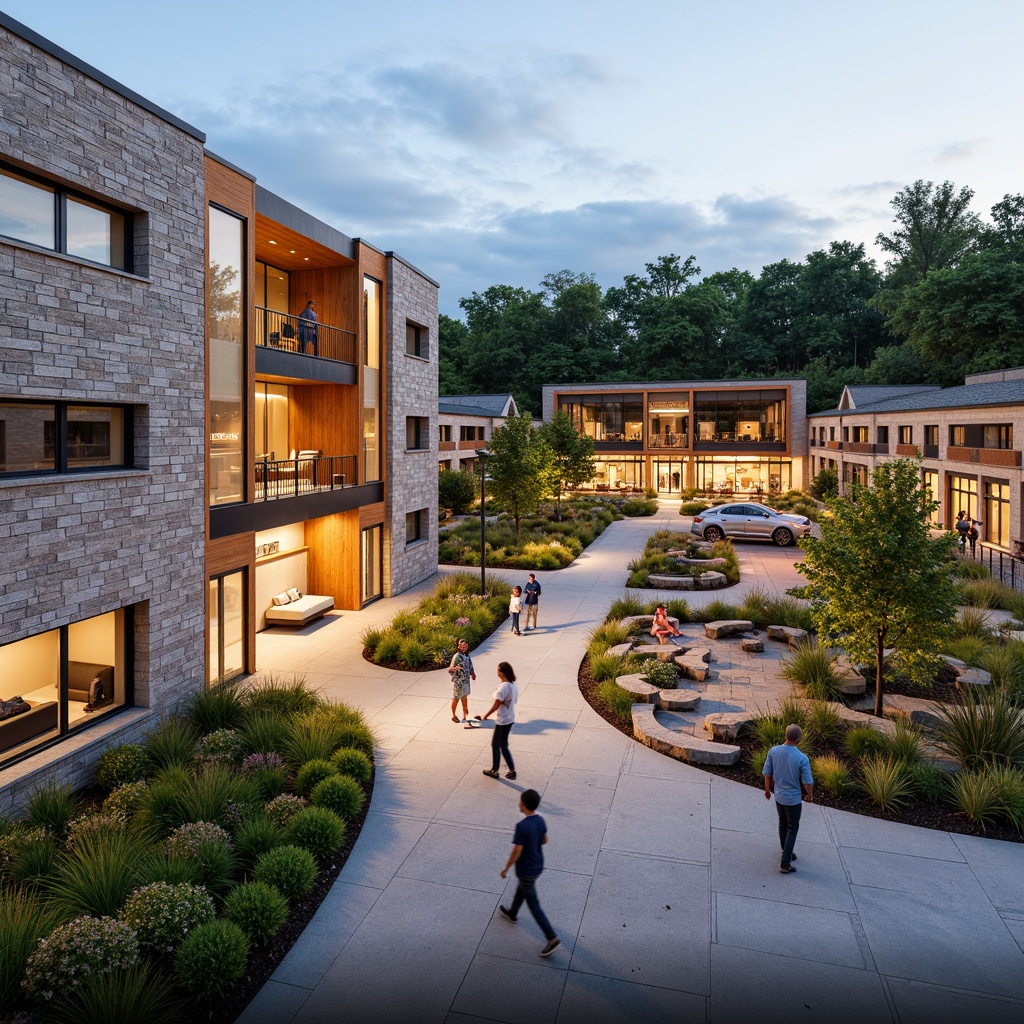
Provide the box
[405,321,428,359]
[405,508,427,545]
[0,161,134,273]
[405,416,430,452]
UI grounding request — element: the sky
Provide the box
[6,1,1023,316]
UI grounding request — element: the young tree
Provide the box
[797,458,959,717]
[537,411,595,520]
[487,412,551,536]
[438,469,477,516]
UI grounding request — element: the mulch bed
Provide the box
[578,658,1022,845]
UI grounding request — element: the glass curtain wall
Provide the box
[984,481,1010,548]
[648,394,688,448]
[208,206,246,505]
[948,474,979,523]
[693,390,786,443]
[254,384,289,461]
[363,276,382,482]
[695,457,792,495]
[559,395,642,442]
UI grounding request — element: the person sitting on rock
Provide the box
[650,604,682,646]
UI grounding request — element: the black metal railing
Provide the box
[255,307,357,364]
[255,454,357,501]
[960,541,1024,594]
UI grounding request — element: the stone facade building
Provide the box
[437,393,519,476]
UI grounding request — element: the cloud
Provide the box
[933,139,987,163]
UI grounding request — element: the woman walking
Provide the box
[509,586,523,635]
[477,662,519,780]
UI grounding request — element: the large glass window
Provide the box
[363,276,382,482]
[254,384,289,461]
[0,164,131,271]
[208,206,246,506]
[948,473,978,524]
[209,570,245,686]
[559,394,640,443]
[648,394,687,448]
[0,609,130,765]
[362,525,383,604]
[0,400,128,475]
[922,470,941,526]
[695,457,793,496]
[693,390,786,444]
[983,481,1010,548]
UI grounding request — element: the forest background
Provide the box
[439,181,1024,415]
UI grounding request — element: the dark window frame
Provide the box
[406,416,429,451]
[406,508,427,545]
[0,161,134,273]
[406,321,428,358]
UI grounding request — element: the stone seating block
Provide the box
[631,703,740,765]
[665,552,728,568]
[704,619,753,639]
[657,687,701,711]
[607,643,634,658]
[614,674,660,702]
[647,574,694,590]
[703,711,755,742]
[675,654,711,682]
[740,638,764,653]
[956,668,991,688]
[765,624,809,646]
[696,571,728,589]
[941,655,968,676]
[632,644,680,663]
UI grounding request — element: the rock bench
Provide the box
[765,625,809,647]
[647,572,728,590]
[704,619,753,639]
[631,703,740,765]
[615,674,702,711]
[703,711,756,742]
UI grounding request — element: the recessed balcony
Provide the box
[255,453,358,501]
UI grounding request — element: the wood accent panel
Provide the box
[289,383,359,459]
[948,445,1023,468]
[305,511,361,610]
[288,267,356,337]
[205,532,257,677]
[357,245,388,489]
[360,502,385,529]
[255,216,355,272]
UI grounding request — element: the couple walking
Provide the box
[509,573,542,634]
[447,639,519,779]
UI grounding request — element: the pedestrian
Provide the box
[448,638,476,726]
[498,788,559,957]
[650,603,682,646]
[298,299,318,356]
[955,510,970,552]
[509,586,523,635]
[477,661,518,779]
[523,573,541,631]
[763,723,813,873]
[968,518,980,556]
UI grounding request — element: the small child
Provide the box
[509,586,523,636]
[498,789,559,957]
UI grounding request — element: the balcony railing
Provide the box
[255,307,357,364]
[648,433,687,448]
[255,454,357,501]
[947,445,1022,468]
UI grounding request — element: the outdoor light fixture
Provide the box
[476,448,492,595]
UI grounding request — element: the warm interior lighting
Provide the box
[268,239,276,244]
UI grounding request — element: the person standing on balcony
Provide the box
[298,299,319,356]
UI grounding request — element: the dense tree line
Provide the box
[440,182,1024,414]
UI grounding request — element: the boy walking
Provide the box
[498,789,559,957]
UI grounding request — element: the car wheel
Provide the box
[772,527,793,547]
[704,525,724,543]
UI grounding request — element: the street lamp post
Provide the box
[476,448,491,595]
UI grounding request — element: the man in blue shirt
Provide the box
[498,789,559,956]
[763,723,814,873]
[298,299,319,356]
[523,574,541,631]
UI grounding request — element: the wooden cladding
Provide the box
[255,216,354,272]
[289,383,360,462]
[289,266,358,339]
[305,511,361,610]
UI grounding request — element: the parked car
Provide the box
[689,502,811,547]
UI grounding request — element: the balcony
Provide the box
[895,443,919,457]
[255,453,358,501]
[648,433,687,449]
[845,442,889,455]
[947,445,1023,468]
[255,307,356,364]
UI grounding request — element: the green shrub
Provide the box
[845,726,889,759]
[809,466,838,501]
[947,770,1004,828]
[749,745,771,777]
[665,598,690,623]
[737,586,773,627]
[253,844,318,900]
[935,689,1024,769]
[679,501,709,516]
[311,774,365,820]
[143,716,197,771]
[295,758,336,797]
[23,915,140,1003]
[643,659,680,690]
[621,497,658,517]
[695,599,740,623]
[750,714,786,749]
[907,762,948,802]
[812,753,852,796]
[186,681,247,734]
[65,812,124,849]
[781,641,840,701]
[141,764,258,833]
[438,469,477,514]
[804,702,845,749]
[990,765,1024,830]
[331,722,375,759]
[955,605,995,641]
[942,636,991,667]
[25,779,79,837]
[163,821,236,898]
[596,680,635,721]
[39,961,184,1024]
[859,755,915,810]
[265,793,308,829]
[361,626,384,656]
[120,881,215,952]
[709,539,741,584]
[224,880,289,944]
[242,673,321,717]
[134,849,206,889]
[174,919,249,999]
[101,781,149,823]
[981,643,1024,701]
[96,744,151,788]
[331,747,373,784]
[0,887,61,1010]
[399,637,431,669]
[286,806,346,857]
[763,595,815,631]
[960,576,1016,610]
[231,813,283,869]
[193,727,245,767]
[241,752,289,800]
[50,828,151,919]
[283,718,347,768]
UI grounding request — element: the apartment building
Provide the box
[541,380,807,495]
[0,14,437,796]
[808,370,1024,550]
[437,393,519,475]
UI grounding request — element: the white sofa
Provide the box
[265,589,335,627]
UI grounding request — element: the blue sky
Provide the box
[8,0,1022,316]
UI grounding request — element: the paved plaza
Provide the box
[238,505,1024,1024]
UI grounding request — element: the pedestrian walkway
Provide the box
[238,506,1024,1024]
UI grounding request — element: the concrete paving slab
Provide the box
[451,953,566,1024]
[841,845,992,900]
[710,775,832,845]
[369,739,482,818]
[951,833,1024,913]
[886,976,1024,1024]
[824,806,967,861]
[602,774,710,862]
[436,753,560,828]
[541,767,619,814]
[555,971,707,1024]
[397,822,512,894]
[852,883,1024,997]
[622,740,715,783]
[709,944,892,1024]
[571,851,710,993]
[516,683,588,711]
[715,892,865,969]
[711,828,857,912]
[336,811,430,890]
[234,979,311,1024]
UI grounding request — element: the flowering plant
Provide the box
[23,916,139,1001]
[193,728,244,766]
[241,751,286,775]
[101,779,149,822]
[65,812,123,847]
[265,793,308,828]
[455,617,471,627]
[121,882,215,952]
[165,820,233,859]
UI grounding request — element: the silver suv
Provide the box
[689,502,811,547]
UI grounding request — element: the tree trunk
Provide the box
[874,630,885,717]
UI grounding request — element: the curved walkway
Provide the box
[239,505,1024,1024]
